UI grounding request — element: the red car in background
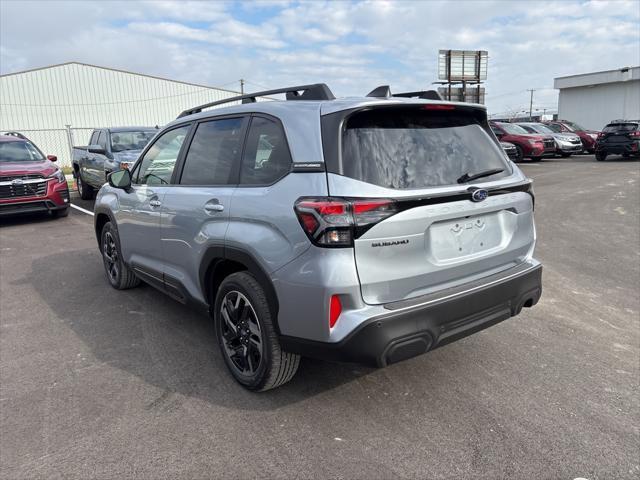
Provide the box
[543,120,600,153]
[489,121,556,162]
[0,133,70,218]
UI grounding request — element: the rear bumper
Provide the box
[596,141,639,155]
[281,261,542,367]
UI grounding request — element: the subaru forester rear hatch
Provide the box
[319,104,536,305]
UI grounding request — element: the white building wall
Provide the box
[0,62,241,165]
[557,80,640,131]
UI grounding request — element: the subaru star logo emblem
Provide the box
[11,179,24,186]
[471,189,488,202]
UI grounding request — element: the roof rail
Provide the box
[177,83,335,118]
[0,131,28,140]
[366,86,444,101]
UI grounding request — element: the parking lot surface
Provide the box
[1,155,638,479]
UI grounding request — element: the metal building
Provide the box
[554,66,640,131]
[0,62,241,165]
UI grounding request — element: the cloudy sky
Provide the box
[1,0,638,115]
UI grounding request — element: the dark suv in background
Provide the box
[544,120,600,153]
[595,120,640,161]
[490,121,555,162]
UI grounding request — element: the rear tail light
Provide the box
[629,130,640,138]
[294,197,398,247]
[329,295,342,328]
[597,132,604,139]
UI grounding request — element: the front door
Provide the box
[116,125,191,278]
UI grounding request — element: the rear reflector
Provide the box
[329,295,342,328]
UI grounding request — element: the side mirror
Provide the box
[47,155,57,162]
[108,169,132,190]
[88,144,106,154]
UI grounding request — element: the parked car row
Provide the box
[492,118,637,163]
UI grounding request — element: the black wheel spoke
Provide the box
[220,291,263,377]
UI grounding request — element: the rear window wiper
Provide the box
[457,168,504,184]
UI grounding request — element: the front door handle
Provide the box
[204,203,224,213]
[149,199,162,207]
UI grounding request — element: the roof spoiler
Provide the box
[367,86,443,101]
[177,83,335,118]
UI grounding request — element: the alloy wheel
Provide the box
[102,231,120,283]
[219,291,263,376]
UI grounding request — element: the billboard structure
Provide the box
[436,50,488,104]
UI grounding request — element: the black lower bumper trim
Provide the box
[281,264,542,367]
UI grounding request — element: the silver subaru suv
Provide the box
[95,84,542,391]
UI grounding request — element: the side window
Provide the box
[97,131,107,150]
[134,126,189,185]
[490,125,503,136]
[180,118,243,185]
[240,116,291,185]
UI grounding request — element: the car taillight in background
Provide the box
[597,132,605,139]
[294,197,398,247]
[629,130,640,138]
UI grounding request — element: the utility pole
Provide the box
[240,79,245,95]
[527,89,535,120]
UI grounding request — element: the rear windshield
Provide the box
[340,108,510,189]
[603,123,638,133]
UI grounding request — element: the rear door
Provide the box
[159,116,247,302]
[324,105,535,305]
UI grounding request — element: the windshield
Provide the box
[499,123,529,135]
[544,123,562,133]
[0,140,45,162]
[521,124,554,135]
[340,107,511,189]
[564,121,585,131]
[110,131,156,152]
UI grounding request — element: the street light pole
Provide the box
[527,89,535,120]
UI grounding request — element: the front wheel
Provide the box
[560,152,571,158]
[595,151,607,162]
[514,145,524,163]
[215,272,300,391]
[530,156,542,162]
[51,207,69,218]
[100,222,140,290]
[77,172,95,200]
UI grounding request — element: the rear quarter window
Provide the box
[338,107,511,189]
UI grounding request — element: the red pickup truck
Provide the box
[0,133,70,218]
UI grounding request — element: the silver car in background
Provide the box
[517,122,583,157]
[94,84,542,391]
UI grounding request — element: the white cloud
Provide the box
[1,0,638,115]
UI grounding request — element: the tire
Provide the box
[595,151,607,162]
[52,207,69,218]
[514,145,524,163]
[560,152,571,158]
[77,172,95,200]
[530,156,542,162]
[100,221,140,290]
[215,271,300,391]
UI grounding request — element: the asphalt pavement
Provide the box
[1,155,638,479]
